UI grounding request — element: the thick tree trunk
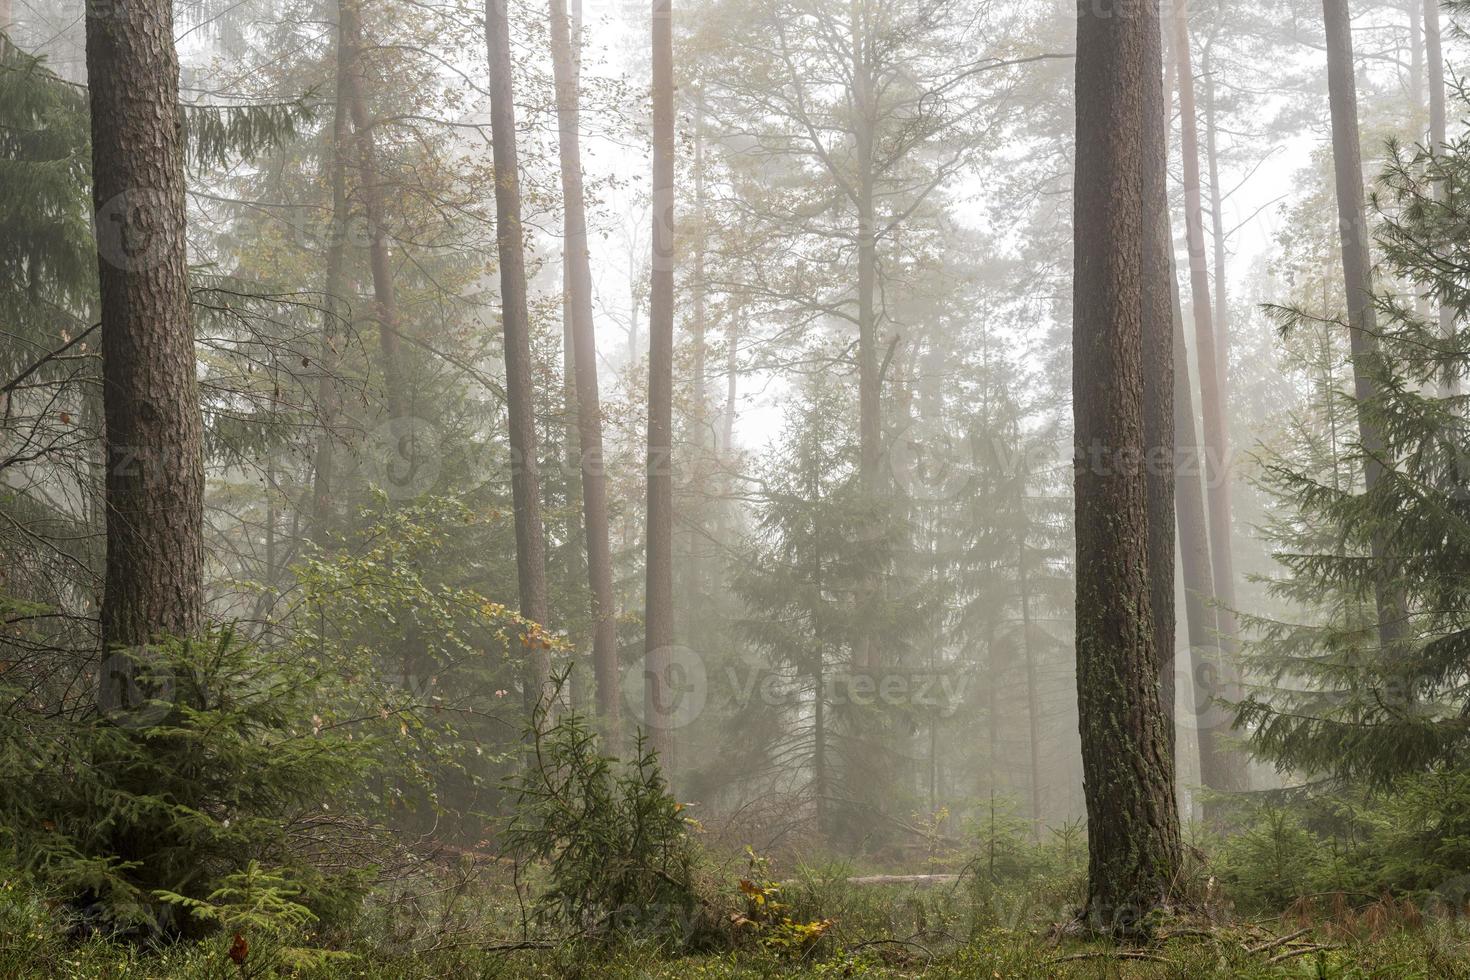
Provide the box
[486,0,552,705]
[340,0,405,422]
[1172,0,1249,736]
[1141,1,1175,751]
[312,6,355,547]
[1323,0,1406,653]
[87,0,206,655]
[645,0,677,773]
[549,0,619,738]
[1073,0,1183,933]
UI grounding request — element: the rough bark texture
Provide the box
[1323,0,1406,652]
[645,0,677,773]
[486,0,551,702]
[1141,0,1175,747]
[549,0,619,738]
[1072,0,1183,934]
[1172,0,1250,793]
[88,0,206,653]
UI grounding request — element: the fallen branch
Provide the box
[1266,944,1337,966]
[1245,927,1311,955]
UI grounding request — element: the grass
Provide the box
[6,869,1470,979]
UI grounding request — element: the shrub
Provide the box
[0,627,373,937]
[503,684,704,944]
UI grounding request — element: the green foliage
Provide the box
[1238,84,1470,788]
[1216,771,1470,915]
[289,496,540,827]
[503,684,701,942]
[0,628,373,937]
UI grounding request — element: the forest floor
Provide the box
[6,926,1467,979]
[6,867,1469,980]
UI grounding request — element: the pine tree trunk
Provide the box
[1425,0,1446,148]
[1423,0,1455,394]
[1018,541,1043,838]
[1172,0,1250,749]
[1410,0,1424,115]
[312,5,355,547]
[486,0,551,706]
[549,0,619,738]
[87,0,206,656]
[1073,0,1183,933]
[1323,0,1406,653]
[645,0,678,774]
[1141,0,1175,750]
[340,0,405,422]
[1201,46,1231,383]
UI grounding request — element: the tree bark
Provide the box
[486,0,552,705]
[645,0,677,773]
[1422,0,1455,395]
[1072,0,1183,933]
[312,4,355,547]
[1173,2,1250,795]
[1323,0,1406,653]
[549,0,619,738]
[340,0,406,422]
[1424,0,1446,148]
[1142,0,1175,754]
[1018,540,1043,837]
[87,0,206,656]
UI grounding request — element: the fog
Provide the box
[2,0,1468,970]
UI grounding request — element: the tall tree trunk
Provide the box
[1175,11,1251,797]
[1172,0,1248,737]
[1018,540,1043,838]
[312,5,355,547]
[486,0,552,707]
[723,312,740,454]
[340,0,405,422]
[1423,0,1455,395]
[1201,45,1231,380]
[1142,0,1175,755]
[645,0,677,773]
[1410,0,1424,122]
[549,0,619,738]
[1323,0,1406,654]
[88,0,206,658]
[1172,271,1241,802]
[1073,0,1183,933]
[1425,0,1446,147]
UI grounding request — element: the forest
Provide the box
[2,0,1470,975]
